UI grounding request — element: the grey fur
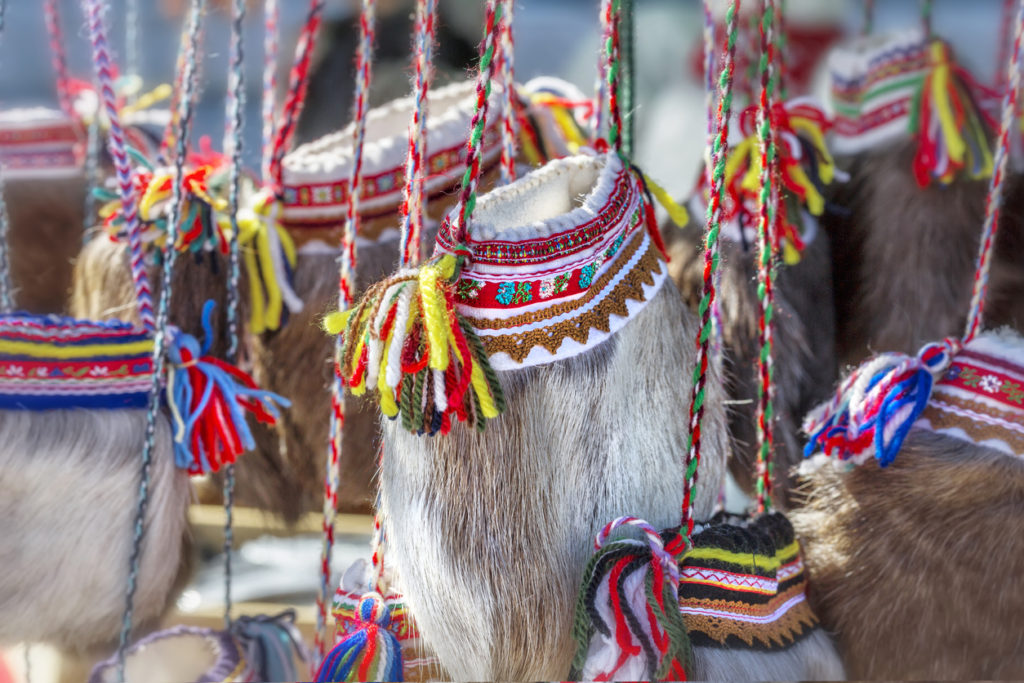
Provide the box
[0,410,190,649]
[379,279,730,680]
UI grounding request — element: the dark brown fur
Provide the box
[792,431,1024,679]
[5,175,86,313]
[825,140,1024,364]
[664,216,838,507]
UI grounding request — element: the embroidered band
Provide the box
[915,330,1024,458]
[0,108,83,179]
[437,152,668,370]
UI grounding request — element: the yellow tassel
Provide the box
[419,255,457,372]
[323,310,351,335]
[378,325,399,417]
[642,174,689,229]
[789,118,836,185]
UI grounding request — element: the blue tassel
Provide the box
[315,593,403,683]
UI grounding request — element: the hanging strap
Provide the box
[682,0,741,537]
[0,0,11,314]
[43,0,74,119]
[261,0,280,184]
[221,0,247,631]
[84,0,155,331]
[599,0,624,154]
[920,0,933,37]
[964,0,1024,341]
[267,0,326,190]
[498,0,518,183]
[317,0,377,669]
[399,0,438,268]
[862,0,874,36]
[620,0,635,157]
[450,0,507,248]
[754,0,779,513]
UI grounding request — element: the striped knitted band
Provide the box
[435,152,668,371]
[828,27,930,154]
[0,108,82,179]
[679,512,819,650]
[915,329,1024,459]
[281,80,504,243]
[0,314,153,410]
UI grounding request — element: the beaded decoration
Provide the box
[828,28,996,186]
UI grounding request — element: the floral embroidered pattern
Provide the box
[578,263,597,289]
[1003,380,1024,405]
[456,278,483,302]
[540,273,570,299]
[496,281,533,305]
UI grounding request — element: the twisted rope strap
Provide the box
[682,0,741,538]
[920,0,933,37]
[110,0,205,677]
[452,0,505,245]
[498,0,517,183]
[776,0,788,101]
[592,8,607,143]
[964,0,1024,341]
[84,0,155,330]
[702,0,726,358]
[268,0,325,190]
[399,0,437,268]
[862,0,874,36]
[754,0,779,514]
[43,0,74,118]
[317,0,377,669]
[600,0,624,153]
[0,0,10,314]
[222,0,247,631]
[261,0,279,183]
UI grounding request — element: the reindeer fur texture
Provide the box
[825,140,1024,364]
[0,409,190,649]
[664,219,837,508]
[792,430,1024,680]
[378,280,732,680]
[5,176,86,313]
[690,628,845,681]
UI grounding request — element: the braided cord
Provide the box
[997,0,1015,92]
[703,0,726,357]
[114,0,204,677]
[776,0,788,101]
[965,0,1024,341]
[921,0,933,37]
[268,0,325,189]
[601,0,623,153]
[399,0,437,268]
[862,0,874,35]
[682,0,741,536]
[620,0,635,157]
[84,0,155,330]
[453,0,505,245]
[754,0,778,513]
[222,0,247,631]
[498,0,517,184]
[0,0,10,313]
[43,0,74,118]
[316,0,377,668]
[261,0,279,183]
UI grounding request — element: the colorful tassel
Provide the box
[910,41,996,187]
[570,517,691,682]
[166,300,290,474]
[323,253,505,436]
[803,337,961,467]
[314,593,403,683]
[719,97,834,264]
